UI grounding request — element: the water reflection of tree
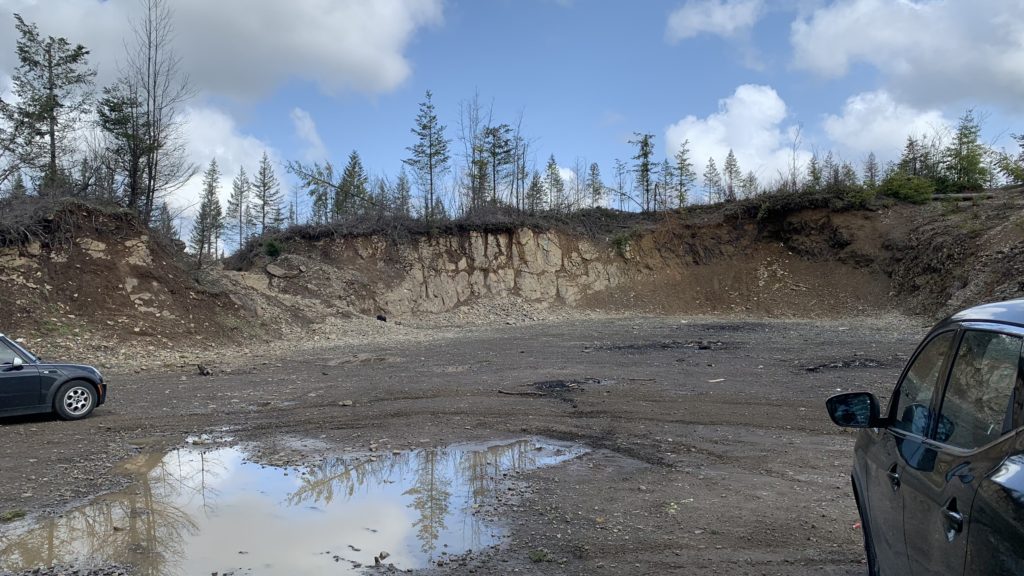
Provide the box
[0,449,227,576]
[404,448,453,556]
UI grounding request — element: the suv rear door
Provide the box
[901,325,1022,576]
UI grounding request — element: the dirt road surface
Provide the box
[0,315,929,575]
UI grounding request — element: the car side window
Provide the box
[938,331,1022,450]
[0,342,16,365]
[892,331,955,436]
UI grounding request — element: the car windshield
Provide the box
[2,336,40,364]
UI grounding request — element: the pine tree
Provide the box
[190,159,222,268]
[544,155,566,212]
[225,166,250,248]
[943,109,989,191]
[723,149,740,201]
[404,90,450,221]
[898,136,922,177]
[251,152,281,236]
[526,170,545,214]
[657,159,675,211]
[629,133,655,211]
[703,158,723,203]
[807,153,823,189]
[482,123,513,203]
[673,140,696,207]
[739,171,759,198]
[999,133,1024,184]
[863,152,880,189]
[4,14,96,194]
[154,201,177,239]
[394,168,413,217]
[586,162,603,208]
[97,77,148,212]
[304,162,334,225]
[8,172,27,199]
[337,150,369,218]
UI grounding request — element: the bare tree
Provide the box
[126,0,197,224]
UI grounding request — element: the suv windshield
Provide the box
[0,336,39,363]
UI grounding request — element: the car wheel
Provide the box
[857,496,881,576]
[54,381,97,420]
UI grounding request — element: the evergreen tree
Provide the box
[190,159,222,267]
[629,133,655,211]
[863,152,880,189]
[404,90,450,221]
[225,166,251,248]
[999,133,1024,184]
[544,155,566,212]
[251,151,281,236]
[806,153,823,189]
[723,149,740,201]
[154,201,176,239]
[673,140,696,207]
[525,170,545,214]
[97,77,148,211]
[3,14,96,194]
[394,168,413,217]
[8,172,27,199]
[482,123,513,203]
[303,162,334,225]
[337,150,369,218]
[703,157,723,203]
[739,171,759,198]
[586,162,603,208]
[943,109,988,191]
[657,159,675,210]
[898,136,922,177]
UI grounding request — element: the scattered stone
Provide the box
[376,314,387,322]
[339,400,354,407]
[197,364,212,376]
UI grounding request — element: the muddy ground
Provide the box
[0,314,932,575]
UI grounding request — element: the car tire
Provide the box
[54,381,97,420]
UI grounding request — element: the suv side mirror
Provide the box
[826,392,881,428]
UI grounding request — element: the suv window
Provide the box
[892,331,955,436]
[938,331,1022,450]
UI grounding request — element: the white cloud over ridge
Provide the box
[290,108,327,162]
[0,0,444,98]
[823,90,951,161]
[666,84,809,195]
[791,0,1024,110]
[175,106,276,222]
[666,0,764,42]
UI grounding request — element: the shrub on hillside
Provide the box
[880,172,935,204]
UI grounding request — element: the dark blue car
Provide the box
[827,300,1024,575]
[0,332,106,420]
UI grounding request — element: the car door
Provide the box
[0,341,41,409]
[901,326,1023,576]
[860,329,956,575]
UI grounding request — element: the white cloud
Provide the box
[666,84,809,192]
[0,0,443,98]
[823,90,951,160]
[174,106,276,220]
[666,0,764,42]
[290,108,327,162]
[791,0,1024,110]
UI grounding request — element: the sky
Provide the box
[0,0,1023,226]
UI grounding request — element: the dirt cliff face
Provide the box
[0,204,247,357]
[231,207,897,320]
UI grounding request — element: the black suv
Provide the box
[827,300,1024,575]
[0,333,106,420]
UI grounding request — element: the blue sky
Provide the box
[1,0,1023,221]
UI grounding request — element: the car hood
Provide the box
[36,363,103,380]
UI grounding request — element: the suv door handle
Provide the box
[887,464,901,491]
[942,508,963,532]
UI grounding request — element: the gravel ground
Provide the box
[0,314,932,575]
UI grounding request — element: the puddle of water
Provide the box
[0,438,585,575]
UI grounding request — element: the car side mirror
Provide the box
[826,392,881,428]
[11,356,22,369]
